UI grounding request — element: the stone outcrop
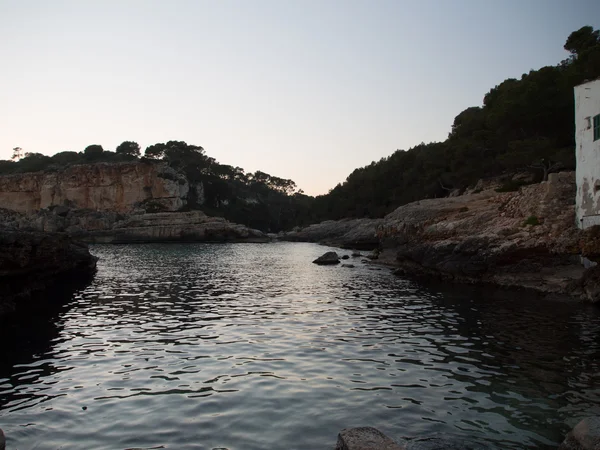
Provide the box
[2,207,267,244]
[91,211,267,243]
[378,171,586,297]
[313,251,340,265]
[0,229,97,316]
[559,417,600,450]
[286,172,600,299]
[282,218,382,249]
[335,427,405,450]
[0,162,188,213]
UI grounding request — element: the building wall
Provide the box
[575,79,600,228]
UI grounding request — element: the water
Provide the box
[1,242,600,450]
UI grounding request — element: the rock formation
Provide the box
[0,162,268,243]
[1,207,267,244]
[559,417,600,450]
[282,218,382,249]
[286,172,600,300]
[335,427,405,450]
[313,251,340,265]
[0,161,188,213]
[378,171,585,297]
[0,229,98,317]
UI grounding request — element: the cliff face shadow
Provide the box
[0,275,93,385]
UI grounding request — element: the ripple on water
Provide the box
[1,242,600,449]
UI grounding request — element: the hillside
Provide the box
[309,26,600,221]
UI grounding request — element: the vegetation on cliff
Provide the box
[0,141,315,232]
[1,26,599,230]
[309,26,600,220]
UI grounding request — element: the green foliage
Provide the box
[523,216,540,227]
[116,141,141,157]
[308,26,599,221]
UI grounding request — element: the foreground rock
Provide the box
[282,218,382,249]
[335,427,405,450]
[0,229,97,316]
[559,417,600,449]
[313,251,340,265]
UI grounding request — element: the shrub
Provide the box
[523,215,540,226]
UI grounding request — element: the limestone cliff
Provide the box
[0,162,188,213]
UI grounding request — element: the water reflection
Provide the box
[0,243,599,450]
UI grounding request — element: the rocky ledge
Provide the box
[0,229,97,316]
[281,217,382,249]
[289,172,600,301]
[1,208,267,244]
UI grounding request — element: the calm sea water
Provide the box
[1,242,600,450]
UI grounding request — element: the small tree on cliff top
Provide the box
[116,141,141,157]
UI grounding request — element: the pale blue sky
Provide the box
[1,1,598,195]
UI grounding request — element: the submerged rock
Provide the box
[335,427,405,450]
[313,251,340,265]
[405,436,490,450]
[342,264,355,268]
[341,255,350,260]
[559,417,600,449]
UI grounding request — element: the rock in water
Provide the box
[312,251,340,265]
[559,417,600,449]
[0,428,5,450]
[342,264,355,268]
[335,427,405,450]
[341,255,350,260]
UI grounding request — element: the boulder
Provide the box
[366,249,380,260]
[335,427,405,450]
[313,251,340,265]
[351,252,362,257]
[342,264,355,268]
[0,428,4,450]
[559,417,600,450]
[342,255,350,260]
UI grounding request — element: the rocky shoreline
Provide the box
[1,208,268,244]
[0,229,97,317]
[282,172,600,302]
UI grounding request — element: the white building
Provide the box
[575,78,600,229]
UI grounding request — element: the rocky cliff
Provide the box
[378,171,584,296]
[283,172,598,300]
[0,229,98,316]
[0,162,188,213]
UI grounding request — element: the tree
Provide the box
[116,141,141,157]
[564,26,600,57]
[144,143,167,159]
[83,144,104,162]
[11,147,23,161]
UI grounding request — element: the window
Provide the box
[595,114,600,141]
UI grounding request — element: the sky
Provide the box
[1,1,599,195]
